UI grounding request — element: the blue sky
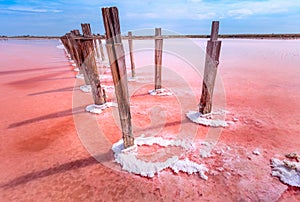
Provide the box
[0,0,300,36]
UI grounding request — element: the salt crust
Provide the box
[112,136,208,179]
[271,156,300,187]
[148,89,173,96]
[186,110,230,127]
[85,102,117,114]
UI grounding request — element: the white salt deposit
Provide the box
[71,63,76,67]
[112,136,208,179]
[135,136,193,150]
[186,111,229,127]
[80,85,91,93]
[271,158,300,187]
[148,89,173,96]
[253,149,261,155]
[171,158,208,180]
[75,73,84,80]
[73,67,79,72]
[85,102,117,114]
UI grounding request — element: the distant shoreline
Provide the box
[1,33,300,40]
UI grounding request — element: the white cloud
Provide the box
[195,12,217,20]
[188,0,202,2]
[123,0,300,20]
[126,12,159,19]
[228,9,253,18]
[227,0,300,18]
[6,6,62,13]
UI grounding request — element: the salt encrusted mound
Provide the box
[148,89,173,96]
[271,158,300,187]
[112,136,208,179]
[73,67,79,72]
[71,63,76,67]
[85,102,117,114]
[80,85,91,93]
[171,158,208,180]
[75,73,84,80]
[186,111,229,127]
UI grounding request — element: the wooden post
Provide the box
[128,31,136,78]
[97,34,106,61]
[154,28,163,90]
[93,35,101,60]
[65,33,76,61]
[102,7,134,148]
[80,23,105,105]
[71,31,91,85]
[60,35,71,55]
[199,21,222,114]
[69,30,82,67]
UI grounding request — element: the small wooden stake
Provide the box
[93,36,101,59]
[102,7,134,148]
[80,23,105,105]
[128,31,136,78]
[97,35,106,61]
[155,28,163,90]
[199,21,222,114]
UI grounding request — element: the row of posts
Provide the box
[60,6,221,149]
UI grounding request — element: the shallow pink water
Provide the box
[0,38,299,201]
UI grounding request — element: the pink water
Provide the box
[0,38,299,201]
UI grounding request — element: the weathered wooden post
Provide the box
[65,33,76,61]
[93,34,101,60]
[60,35,71,55]
[80,23,105,105]
[69,30,82,67]
[154,28,163,90]
[128,31,136,78]
[102,7,134,148]
[70,31,91,85]
[199,21,222,114]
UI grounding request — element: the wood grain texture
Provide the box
[199,21,221,114]
[154,28,163,90]
[102,7,134,148]
[80,23,105,105]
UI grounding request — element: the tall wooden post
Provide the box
[80,23,105,105]
[199,21,222,114]
[102,7,134,148]
[128,31,136,78]
[155,28,163,90]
